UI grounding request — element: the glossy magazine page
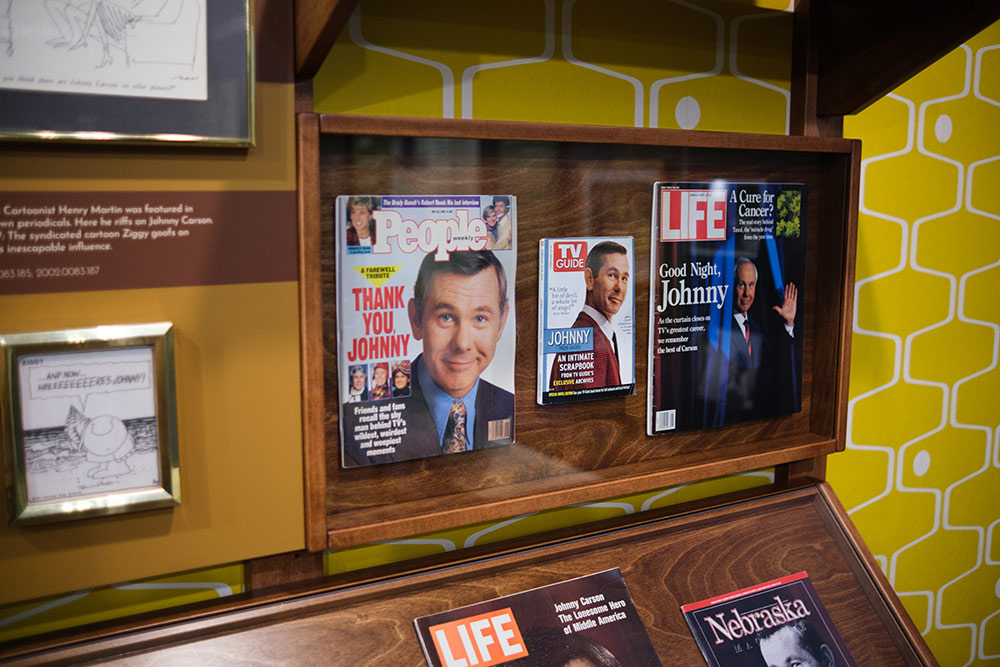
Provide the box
[336,195,516,468]
[647,182,807,435]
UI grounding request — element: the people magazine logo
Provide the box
[428,607,528,666]
[552,241,587,271]
[660,188,727,242]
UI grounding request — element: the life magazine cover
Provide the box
[537,237,635,405]
[647,182,807,435]
[681,572,856,667]
[414,568,660,667]
[336,195,516,468]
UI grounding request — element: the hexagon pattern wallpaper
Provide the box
[2,3,998,664]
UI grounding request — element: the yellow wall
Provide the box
[832,25,1000,665]
[0,16,304,618]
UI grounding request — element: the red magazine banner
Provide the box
[681,571,856,667]
[414,568,661,667]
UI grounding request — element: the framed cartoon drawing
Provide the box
[0,1,253,145]
[1,322,179,525]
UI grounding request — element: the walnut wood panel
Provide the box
[10,486,932,665]
[294,0,360,80]
[299,114,329,551]
[299,114,860,550]
[815,1,1000,116]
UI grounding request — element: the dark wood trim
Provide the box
[317,113,857,153]
[322,434,835,549]
[816,2,1000,116]
[790,0,818,136]
[774,456,826,488]
[293,0,360,81]
[245,550,325,594]
[834,139,862,449]
[817,483,940,665]
[297,114,329,551]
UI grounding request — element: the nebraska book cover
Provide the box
[537,237,635,405]
[681,572,856,667]
[414,568,660,667]
[647,182,807,435]
[336,195,516,468]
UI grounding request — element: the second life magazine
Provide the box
[414,568,661,667]
[681,571,856,667]
[537,237,636,405]
[335,195,516,468]
[647,182,807,435]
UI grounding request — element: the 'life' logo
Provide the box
[429,607,528,666]
[660,189,727,241]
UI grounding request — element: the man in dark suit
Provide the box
[549,241,629,390]
[343,250,513,467]
[727,257,798,420]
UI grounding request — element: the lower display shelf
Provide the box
[6,483,934,665]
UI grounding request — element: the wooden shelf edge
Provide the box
[324,435,836,549]
[297,114,328,551]
[294,0,360,80]
[816,483,939,665]
[816,2,1000,117]
[314,113,857,154]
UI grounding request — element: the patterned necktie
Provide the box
[743,320,752,357]
[442,400,468,453]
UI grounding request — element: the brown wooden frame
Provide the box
[4,484,935,665]
[298,113,861,551]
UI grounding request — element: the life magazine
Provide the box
[537,237,636,405]
[414,568,660,667]
[647,182,807,435]
[336,195,516,468]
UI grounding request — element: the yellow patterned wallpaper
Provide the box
[831,24,1000,666]
[314,0,793,133]
[3,3,998,665]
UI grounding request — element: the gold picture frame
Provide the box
[1,322,179,526]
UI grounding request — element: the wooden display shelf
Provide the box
[298,113,860,551]
[5,484,935,664]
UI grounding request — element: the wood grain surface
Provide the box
[298,115,860,549]
[12,486,930,665]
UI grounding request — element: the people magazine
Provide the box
[537,237,635,405]
[414,568,660,667]
[647,182,807,435]
[681,571,856,667]
[336,195,516,468]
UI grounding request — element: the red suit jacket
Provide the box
[549,311,621,390]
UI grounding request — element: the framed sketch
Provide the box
[1,322,179,526]
[0,1,253,145]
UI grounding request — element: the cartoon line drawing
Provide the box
[64,405,136,479]
[18,352,161,504]
[43,0,200,69]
